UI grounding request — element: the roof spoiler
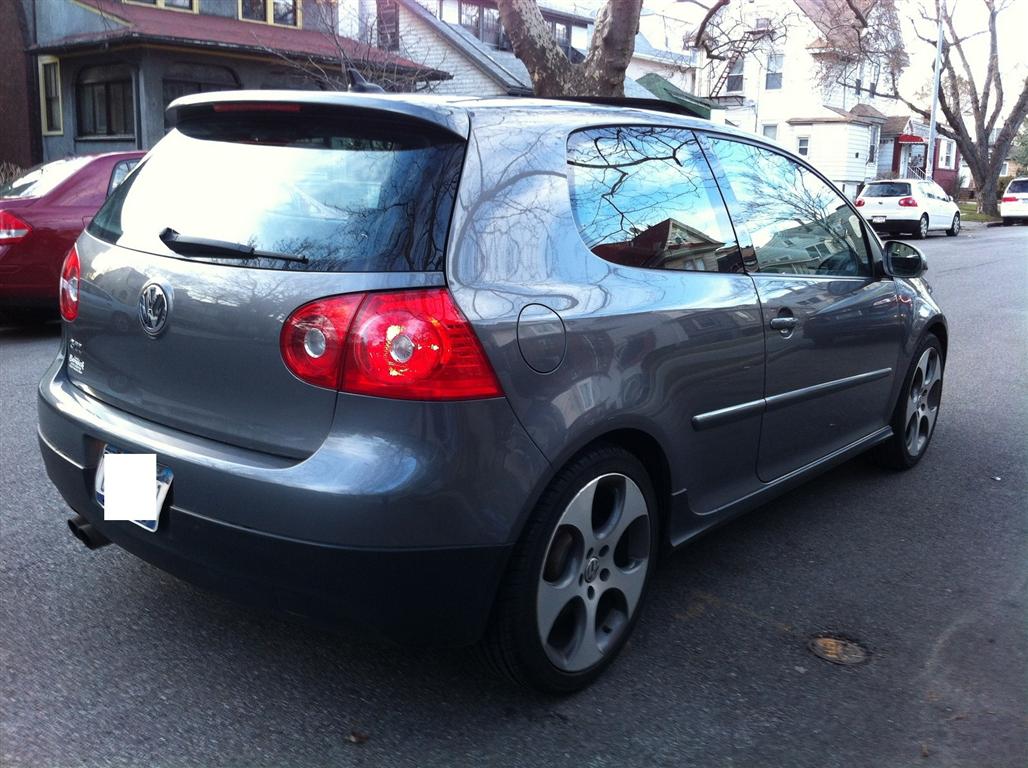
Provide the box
[164,90,470,139]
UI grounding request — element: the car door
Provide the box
[701,135,904,481]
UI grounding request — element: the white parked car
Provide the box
[856,179,961,239]
[999,177,1028,225]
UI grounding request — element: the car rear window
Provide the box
[862,182,911,197]
[1007,179,1028,194]
[0,156,93,199]
[88,108,465,272]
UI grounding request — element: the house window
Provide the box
[162,63,239,130]
[765,53,783,89]
[377,0,400,50]
[1000,161,1009,176]
[38,57,63,135]
[868,125,879,163]
[939,139,955,169]
[797,136,809,156]
[459,1,480,33]
[126,0,195,9]
[726,57,744,92]
[240,0,298,26]
[76,64,134,138]
[551,21,571,53]
[755,17,771,29]
[761,124,778,140]
[459,2,504,47]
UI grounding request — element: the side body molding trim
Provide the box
[691,368,893,430]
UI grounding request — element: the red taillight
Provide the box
[59,246,80,322]
[280,288,503,400]
[1001,196,1017,202]
[898,197,918,207]
[0,209,32,243]
[855,198,865,207]
[280,294,363,389]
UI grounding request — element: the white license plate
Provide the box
[871,216,886,224]
[94,446,173,533]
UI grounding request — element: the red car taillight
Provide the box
[1001,196,1017,202]
[59,246,80,322]
[0,209,32,243]
[280,288,503,400]
[855,198,865,207]
[898,197,918,207]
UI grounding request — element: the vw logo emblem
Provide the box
[138,281,170,337]
[584,556,600,583]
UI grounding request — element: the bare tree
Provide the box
[256,0,446,92]
[893,0,1028,215]
[495,0,643,97]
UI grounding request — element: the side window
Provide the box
[108,159,139,196]
[566,126,743,273]
[707,138,870,277]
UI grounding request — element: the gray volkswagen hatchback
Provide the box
[38,92,947,693]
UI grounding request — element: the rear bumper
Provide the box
[999,202,1028,219]
[37,352,550,645]
[865,217,921,234]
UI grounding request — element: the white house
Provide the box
[639,0,929,197]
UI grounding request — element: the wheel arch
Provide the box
[516,426,675,552]
[926,319,948,361]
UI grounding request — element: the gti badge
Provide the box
[138,281,170,337]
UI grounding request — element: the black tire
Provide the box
[946,212,960,236]
[873,333,944,470]
[482,444,659,694]
[914,214,930,239]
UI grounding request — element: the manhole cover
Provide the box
[808,635,869,666]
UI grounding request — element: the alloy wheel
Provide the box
[536,473,651,672]
[919,215,929,238]
[904,347,943,457]
[952,213,960,234]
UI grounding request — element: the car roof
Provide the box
[166,90,752,142]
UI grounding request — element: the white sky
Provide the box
[552,0,1027,108]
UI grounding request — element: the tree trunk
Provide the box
[496,0,642,97]
[973,165,1001,217]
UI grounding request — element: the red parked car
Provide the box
[0,152,145,318]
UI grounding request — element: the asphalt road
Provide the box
[2,224,1026,768]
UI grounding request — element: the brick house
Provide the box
[19,0,448,162]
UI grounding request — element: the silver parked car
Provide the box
[38,93,947,693]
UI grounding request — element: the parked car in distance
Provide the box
[999,177,1028,224]
[1,152,145,318]
[856,178,961,239]
[38,93,948,693]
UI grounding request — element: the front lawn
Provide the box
[958,202,1001,222]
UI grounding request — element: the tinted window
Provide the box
[108,159,139,195]
[863,182,911,197]
[709,138,870,277]
[567,126,742,273]
[1007,179,1028,194]
[89,110,464,272]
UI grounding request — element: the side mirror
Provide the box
[882,240,927,278]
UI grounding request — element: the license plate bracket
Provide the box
[94,445,173,533]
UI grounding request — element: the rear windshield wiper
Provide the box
[159,228,308,264]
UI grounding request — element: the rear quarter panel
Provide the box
[446,108,768,535]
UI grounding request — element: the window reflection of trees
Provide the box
[709,139,869,277]
[567,127,742,273]
[100,124,463,273]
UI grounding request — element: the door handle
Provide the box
[769,317,797,331]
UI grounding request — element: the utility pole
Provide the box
[925,2,944,180]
